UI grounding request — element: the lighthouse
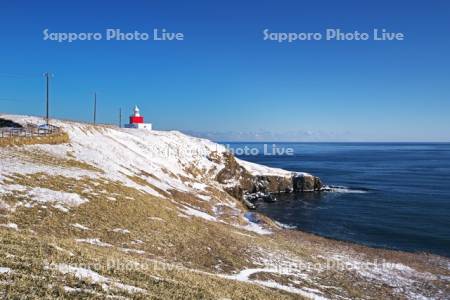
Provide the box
[124,105,152,130]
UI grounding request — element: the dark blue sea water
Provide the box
[225,143,450,257]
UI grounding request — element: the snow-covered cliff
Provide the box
[0,116,320,211]
[0,114,320,231]
[2,115,447,300]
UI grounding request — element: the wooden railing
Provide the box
[0,123,62,138]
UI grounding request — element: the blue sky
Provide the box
[0,0,449,141]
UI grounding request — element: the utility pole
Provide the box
[93,92,97,125]
[119,108,122,128]
[44,72,52,125]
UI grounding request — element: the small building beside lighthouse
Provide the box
[124,105,152,130]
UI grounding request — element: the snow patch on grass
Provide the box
[148,217,165,222]
[238,222,272,235]
[75,238,112,247]
[26,187,87,211]
[0,200,11,211]
[63,286,98,295]
[253,280,328,300]
[111,228,130,234]
[221,268,327,299]
[120,248,145,255]
[0,184,27,194]
[197,194,212,201]
[0,267,12,274]
[71,223,90,231]
[53,263,146,294]
[236,212,272,235]
[0,223,18,230]
[181,206,217,222]
[328,253,440,299]
[191,182,208,191]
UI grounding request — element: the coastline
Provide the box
[0,115,449,299]
[228,141,450,258]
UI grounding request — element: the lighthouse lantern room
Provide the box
[124,105,152,130]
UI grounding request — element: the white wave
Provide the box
[274,221,297,229]
[323,186,368,194]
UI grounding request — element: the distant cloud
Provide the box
[182,130,353,142]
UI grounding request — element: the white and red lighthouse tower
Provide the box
[124,105,152,130]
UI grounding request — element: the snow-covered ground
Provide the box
[0,114,285,234]
[236,158,306,178]
[0,115,228,196]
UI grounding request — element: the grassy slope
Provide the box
[0,147,304,299]
[1,122,449,299]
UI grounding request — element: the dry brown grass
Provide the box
[3,173,261,273]
[0,185,304,298]
[1,146,449,299]
[0,229,301,299]
[10,148,103,173]
[0,132,69,147]
[127,174,172,198]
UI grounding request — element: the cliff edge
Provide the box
[1,114,447,300]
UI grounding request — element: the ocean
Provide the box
[225,142,450,257]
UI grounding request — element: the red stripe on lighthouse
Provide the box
[130,116,144,124]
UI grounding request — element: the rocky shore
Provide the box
[212,152,323,208]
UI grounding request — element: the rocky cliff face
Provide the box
[212,152,323,206]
